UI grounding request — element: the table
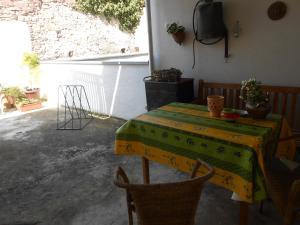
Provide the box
[115,102,296,225]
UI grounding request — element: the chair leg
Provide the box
[128,208,133,225]
[283,212,296,225]
[126,193,134,225]
[283,219,292,225]
[259,200,264,214]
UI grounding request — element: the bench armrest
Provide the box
[279,134,300,143]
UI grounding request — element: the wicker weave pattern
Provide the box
[114,159,214,225]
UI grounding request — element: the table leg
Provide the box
[142,157,150,184]
[239,202,249,225]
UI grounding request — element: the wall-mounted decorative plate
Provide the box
[268,1,287,20]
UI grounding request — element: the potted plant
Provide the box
[0,86,25,110]
[151,68,182,82]
[167,22,186,45]
[22,52,41,99]
[0,86,45,112]
[240,78,270,119]
[16,96,45,112]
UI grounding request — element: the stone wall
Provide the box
[0,0,146,60]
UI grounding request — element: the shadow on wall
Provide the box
[40,62,148,119]
[66,68,122,116]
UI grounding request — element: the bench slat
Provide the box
[289,94,297,126]
[273,93,279,114]
[235,89,240,109]
[222,89,227,107]
[198,80,204,104]
[203,87,208,105]
[281,93,288,116]
[228,89,234,108]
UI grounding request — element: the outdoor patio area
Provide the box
[1,0,300,224]
[0,109,282,225]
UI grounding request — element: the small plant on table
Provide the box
[240,78,270,119]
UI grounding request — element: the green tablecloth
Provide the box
[115,102,294,203]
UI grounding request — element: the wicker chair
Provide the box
[114,159,214,225]
[263,134,300,225]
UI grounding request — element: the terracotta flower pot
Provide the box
[0,94,16,110]
[17,101,42,112]
[172,31,185,45]
[207,95,224,117]
[25,89,40,99]
[6,95,16,106]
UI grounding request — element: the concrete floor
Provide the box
[0,109,284,225]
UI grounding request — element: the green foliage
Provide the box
[1,87,26,102]
[1,87,45,105]
[1,87,24,99]
[74,0,145,33]
[22,52,41,88]
[166,23,185,34]
[17,97,41,105]
[23,52,40,69]
[240,78,269,107]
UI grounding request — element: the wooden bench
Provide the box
[193,79,300,144]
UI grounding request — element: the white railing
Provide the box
[40,53,149,120]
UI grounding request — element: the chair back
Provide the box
[114,160,214,225]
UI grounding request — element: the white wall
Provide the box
[0,21,31,87]
[150,0,300,89]
[40,59,149,120]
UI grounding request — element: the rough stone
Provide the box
[0,0,144,60]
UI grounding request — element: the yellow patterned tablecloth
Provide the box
[115,103,296,203]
